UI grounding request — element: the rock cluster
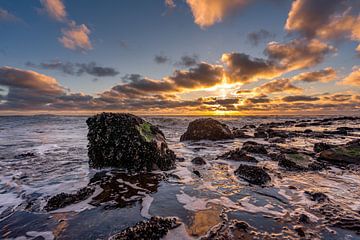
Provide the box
[108,217,180,240]
[87,113,176,171]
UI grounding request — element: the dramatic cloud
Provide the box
[176,55,199,67]
[154,54,170,64]
[292,67,337,83]
[222,53,282,84]
[0,8,19,22]
[342,66,360,86]
[59,21,92,51]
[265,39,335,72]
[255,78,302,94]
[26,61,119,77]
[186,0,249,28]
[247,29,275,46]
[282,95,320,102]
[285,0,360,52]
[40,0,67,22]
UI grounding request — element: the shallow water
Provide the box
[0,115,360,239]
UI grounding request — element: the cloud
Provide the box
[185,0,249,28]
[154,54,170,64]
[285,0,360,52]
[165,0,176,8]
[59,21,92,51]
[291,67,337,82]
[282,95,320,102]
[265,39,335,72]
[342,66,360,86]
[26,61,119,77]
[0,8,19,22]
[222,53,283,84]
[247,29,275,46]
[175,54,199,67]
[40,0,67,22]
[255,78,303,94]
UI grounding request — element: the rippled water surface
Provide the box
[0,115,360,239]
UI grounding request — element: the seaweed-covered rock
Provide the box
[87,113,176,171]
[319,140,360,166]
[180,118,233,141]
[191,157,206,165]
[45,187,95,211]
[241,141,268,154]
[220,148,258,162]
[278,153,324,171]
[109,217,180,240]
[313,142,335,153]
[235,164,271,185]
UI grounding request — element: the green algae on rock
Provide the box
[278,153,324,171]
[87,113,176,171]
[319,140,360,166]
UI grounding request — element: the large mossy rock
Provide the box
[87,113,176,171]
[180,118,233,141]
[319,140,360,166]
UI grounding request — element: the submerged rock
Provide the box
[319,140,360,166]
[108,217,180,240]
[241,141,268,154]
[220,148,258,162]
[180,118,233,141]
[234,164,271,185]
[191,157,207,165]
[87,113,176,171]
[278,153,324,171]
[45,187,95,211]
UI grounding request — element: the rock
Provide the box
[323,129,347,135]
[313,142,335,153]
[269,137,286,144]
[232,129,251,138]
[45,187,95,211]
[267,129,291,139]
[298,214,310,224]
[220,148,258,162]
[191,157,206,165]
[319,141,360,166]
[304,129,313,133]
[278,153,324,171]
[180,118,233,141]
[15,152,36,158]
[304,191,329,203]
[254,129,268,138]
[109,217,180,240]
[87,113,176,171]
[234,164,271,185]
[241,141,268,154]
[294,227,306,237]
[193,170,201,177]
[241,124,256,129]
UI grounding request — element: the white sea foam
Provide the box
[140,194,154,219]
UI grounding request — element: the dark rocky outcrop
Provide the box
[241,141,268,154]
[319,140,360,166]
[219,148,258,162]
[278,153,324,171]
[87,113,176,171]
[305,191,329,203]
[191,157,206,165]
[180,118,233,141]
[235,164,271,185]
[108,217,180,240]
[232,129,251,138]
[45,187,95,211]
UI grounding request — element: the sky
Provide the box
[0,0,359,115]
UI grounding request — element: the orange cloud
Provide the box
[291,67,337,83]
[59,21,92,51]
[40,0,67,22]
[342,66,360,86]
[186,0,248,28]
[254,78,303,94]
[266,39,335,72]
